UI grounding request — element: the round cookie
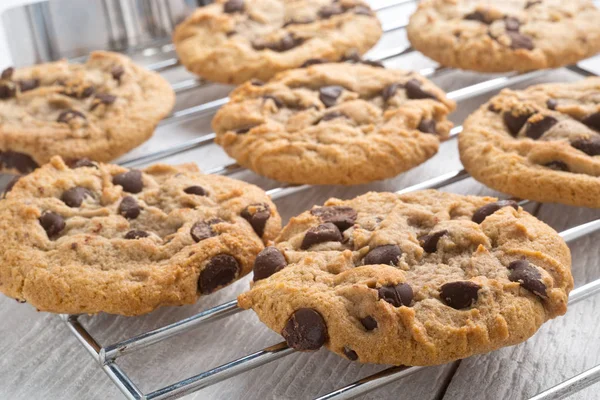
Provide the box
[212,62,456,185]
[460,78,600,208]
[238,190,572,366]
[0,156,281,316]
[172,0,382,84]
[407,0,600,73]
[0,51,175,174]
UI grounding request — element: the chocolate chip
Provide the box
[472,200,519,224]
[95,93,116,105]
[581,112,600,131]
[544,160,569,171]
[118,196,140,219]
[417,119,437,134]
[488,103,502,113]
[406,79,438,100]
[301,222,343,249]
[57,109,86,123]
[68,158,96,168]
[419,230,448,253]
[18,79,39,92]
[378,283,413,307]
[353,6,373,16]
[282,17,315,27]
[503,111,532,136]
[199,254,240,293]
[359,59,384,68]
[464,11,488,23]
[382,83,401,102]
[360,316,377,331]
[310,206,357,231]
[250,79,264,86]
[318,4,344,18]
[508,259,547,298]
[1,67,14,80]
[223,0,244,13]
[253,246,287,281]
[125,230,149,239]
[318,111,347,123]
[113,170,143,193]
[504,17,521,31]
[253,33,304,52]
[343,346,358,361]
[184,186,207,196]
[525,115,558,140]
[81,86,95,98]
[0,82,16,99]
[39,212,65,238]
[111,66,124,81]
[364,244,402,266]
[61,187,92,208]
[2,176,20,198]
[319,85,344,107]
[440,281,480,309]
[241,203,271,237]
[507,31,534,50]
[0,151,39,173]
[341,51,362,63]
[546,99,557,110]
[282,308,328,351]
[571,137,600,156]
[191,221,216,242]
[525,1,542,9]
[301,58,328,68]
[263,95,283,108]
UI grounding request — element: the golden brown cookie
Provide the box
[172,0,382,84]
[0,156,281,316]
[0,51,174,174]
[407,0,600,73]
[238,190,572,365]
[460,78,600,207]
[212,62,456,185]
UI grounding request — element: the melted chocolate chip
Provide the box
[111,66,125,81]
[263,95,283,108]
[253,33,304,52]
[223,0,244,13]
[464,10,488,24]
[440,281,481,309]
[363,244,402,266]
[61,187,92,208]
[504,17,521,31]
[343,346,358,361]
[282,308,328,351]
[319,85,344,107]
[18,79,39,92]
[57,109,86,123]
[544,160,569,171]
[241,203,271,237]
[199,254,240,293]
[0,151,39,173]
[546,99,558,110]
[508,259,547,298]
[118,196,141,219]
[382,83,401,102]
[419,230,448,253]
[310,206,357,231]
[184,186,207,196]
[68,158,96,168]
[191,221,216,242]
[581,112,600,131]
[1,67,14,80]
[525,115,558,139]
[406,79,438,100]
[472,200,519,224]
[113,170,143,194]
[318,3,344,18]
[125,230,149,239]
[503,111,532,136]
[0,82,16,99]
[571,137,600,156]
[39,212,65,238]
[417,119,437,134]
[301,222,343,249]
[301,58,328,68]
[507,31,534,50]
[253,246,287,281]
[378,283,413,307]
[360,316,377,331]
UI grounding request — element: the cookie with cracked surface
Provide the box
[0,51,174,174]
[172,0,382,84]
[0,156,281,316]
[407,0,600,73]
[460,78,600,207]
[212,63,456,185]
[238,190,572,365]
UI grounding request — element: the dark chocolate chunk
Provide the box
[419,230,448,253]
[253,246,287,281]
[184,186,207,196]
[198,254,240,293]
[363,244,402,266]
[464,10,488,24]
[525,1,542,9]
[508,259,547,298]
[282,308,328,351]
[318,3,344,18]
[68,158,96,169]
[301,58,328,68]
[39,212,66,238]
[310,206,357,231]
[343,346,358,361]
[61,187,92,208]
[113,170,143,194]
[18,79,39,92]
[503,111,532,136]
[300,222,343,249]
[95,93,117,105]
[504,16,521,31]
[440,281,481,309]
[1,67,14,80]
[472,200,519,224]
[378,283,413,307]
[191,221,215,242]
[0,151,39,173]
[360,316,377,331]
[263,95,283,108]
[253,33,304,52]
[319,85,344,107]
[544,160,569,171]
[507,31,534,50]
[241,203,271,237]
[111,66,125,81]
[546,99,557,110]
[382,82,401,102]
[571,137,600,156]
[250,79,264,86]
[581,112,600,131]
[118,196,141,219]
[0,82,16,99]
[417,119,437,134]
[223,0,244,13]
[57,109,86,123]
[125,230,149,239]
[406,78,438,100]
[525,115,558,139]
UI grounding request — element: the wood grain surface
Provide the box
[1,1,599,399]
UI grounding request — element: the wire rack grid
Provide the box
[25,0,600,399]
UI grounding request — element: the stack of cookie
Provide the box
[1,0,600,372]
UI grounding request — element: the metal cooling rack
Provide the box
[32,0,600,398]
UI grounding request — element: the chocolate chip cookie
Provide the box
[212,62,456,185]
[0,51,175,174]
[460,78,600,207]
[0,156,281,316]
[172,0,382,84]
[407,0,600,73]
[238,190,572,365]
